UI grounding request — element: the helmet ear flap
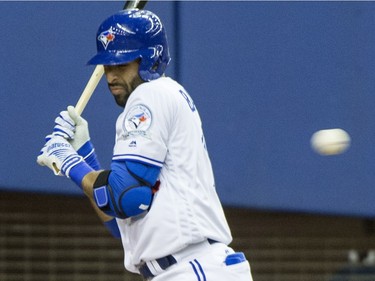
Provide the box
[139,62,161,81]
[138,45,168,81]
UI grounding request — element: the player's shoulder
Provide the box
[140,76,181,93]
[131,77,183,102]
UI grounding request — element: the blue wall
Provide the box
[2,1,375,218]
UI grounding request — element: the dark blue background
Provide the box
[1,1,375,218]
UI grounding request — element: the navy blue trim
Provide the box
[156,255,177,270]
[138,239,213,280]
[189,261,201,281]
[139,255,177,279]
[193,259,206,281]
[113,154,164,165]
[139,263,154,279]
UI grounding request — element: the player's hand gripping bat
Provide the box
[75,0,148,115]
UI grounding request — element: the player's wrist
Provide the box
[67,160,94,189]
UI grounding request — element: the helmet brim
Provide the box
[87,51,140,66]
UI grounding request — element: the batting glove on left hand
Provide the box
[53,106,101,170]
[37,135,92,187]
[53,106,90,151]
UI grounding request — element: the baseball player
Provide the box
[37,9,253,281]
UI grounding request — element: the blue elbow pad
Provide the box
[93,161,159,219]
[125,160,161,186]
[118,185,153,217]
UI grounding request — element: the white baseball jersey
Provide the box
[113,77,232,273]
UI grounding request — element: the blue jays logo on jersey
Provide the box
[98,27,116,50]
[123,104,152,138]
[129,113,147,129]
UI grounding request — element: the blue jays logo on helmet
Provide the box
[98,28,116,50]
[87,9,171,81]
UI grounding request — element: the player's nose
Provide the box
[103,66,117,82]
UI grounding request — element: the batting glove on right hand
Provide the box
[37,135,92,188]
[37,135,85,176]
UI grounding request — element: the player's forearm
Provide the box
[81,170,100,197]
[81,170,120,238]
[82,170,114,222]
[88,196,114,222]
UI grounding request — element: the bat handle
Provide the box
[75,65,105,116]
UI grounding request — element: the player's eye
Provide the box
[104,64,128,72]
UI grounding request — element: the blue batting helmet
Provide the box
[87,9,171,81]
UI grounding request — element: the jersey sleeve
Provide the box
[112,82,172,168]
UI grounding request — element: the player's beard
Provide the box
[109,75,144,108]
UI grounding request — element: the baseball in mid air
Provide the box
[310,128,351,156]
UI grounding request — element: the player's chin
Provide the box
[113,95,128,108]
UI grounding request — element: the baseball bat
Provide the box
[75,0,148,116]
